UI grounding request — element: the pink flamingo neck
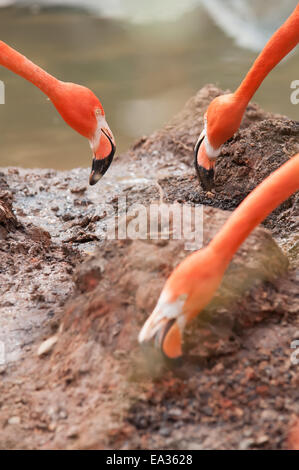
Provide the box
[209,155,299,264]
[0,41,60,98]
[234,5,299,106]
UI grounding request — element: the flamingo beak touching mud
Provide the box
[138,244,227,359]
[138,290,188,359]
[139,153,299,359]
[89,127,116,185]
[194,127,217,192]
[194,4,299,191]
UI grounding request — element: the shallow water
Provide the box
[0,2,298,170]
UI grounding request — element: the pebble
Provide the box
[292,330,299,340]
[169,408,182,417]
[212,363,224,374]
[256,435,269,445]
[37,335,58,356]
[159,427,171,437]
[239,438,254,450]
[67,426,79,438]
[48,423,57,432]
[187,442,203,450]
[59,409,68,420]
[8,416,21,425]
[260,409,277,421]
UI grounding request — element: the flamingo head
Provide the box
[138,247,226,359]
[52,82,116,185]
[194,93,246,191]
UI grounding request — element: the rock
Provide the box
[239,438,254,450]
[187,442,203,450]
[260,410,278,421]
[255,435,269,445]
[169,408,183,418]
[8,416,21,425]
[48,423,57,432]
[58,410,68,420]
[67,426,79,438]
[37,336,58,356]
[159,427,171,437]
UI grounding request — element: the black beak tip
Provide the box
[89,175,99,186]
[89,145,115,186]
[195,164,215,192]
[194,133,215,192]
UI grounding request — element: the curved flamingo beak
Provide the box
[138,292,187,359]
[194,131,215,191]
[89,128,116,186]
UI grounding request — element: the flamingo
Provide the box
[195,4,299,191]
[0,40,115,185]
[139,153,299,358]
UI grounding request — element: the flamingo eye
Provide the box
[95,108,102,116]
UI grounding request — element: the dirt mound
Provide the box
[131,84,283,165]
[131,86,298,239]
[0,206,297,450]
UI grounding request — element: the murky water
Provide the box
[0,2,298,170]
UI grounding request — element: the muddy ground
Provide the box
[0,85,298,450]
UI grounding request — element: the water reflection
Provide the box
[0,1,298,169]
